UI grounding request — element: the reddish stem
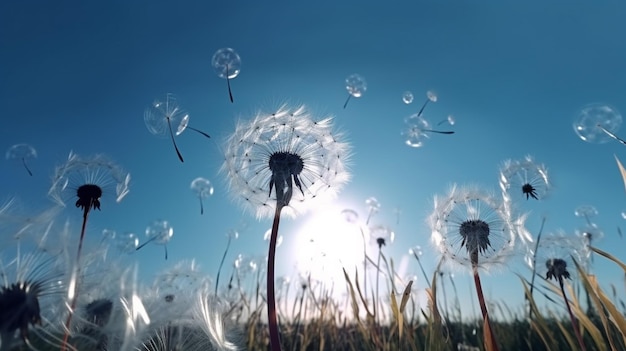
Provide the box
[473,264,500,351]
[560,278,587,351]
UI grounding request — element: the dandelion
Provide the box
[537,232,587,351]
[499,155,550,202]
[0,245,66,351]
[221,104,351,351]
[48,151,130,350]
[429,184,519,351]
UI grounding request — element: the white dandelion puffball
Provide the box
[222,104,351,219]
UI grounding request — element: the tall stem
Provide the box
[560,278,587,351]
[267,205,283,351]
[61,208,90,351]
[472,260,499,351]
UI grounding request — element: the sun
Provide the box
[290,205,368,289]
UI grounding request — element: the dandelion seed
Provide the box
[343,74,367,109]
[190,177,214,215]
[144,93,211,163]
[5,143,37,176]
[499,155,550,202]
[212,48,241,103]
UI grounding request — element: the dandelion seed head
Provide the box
[48,152,130,210]
[429,184,517,273]
[499,155,550,203]
[221,104,351,219]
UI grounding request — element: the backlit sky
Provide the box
[2,1,626,320]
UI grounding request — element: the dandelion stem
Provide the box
[21,157,33,176]
[343,94,352,109]
[215,233,233,295]
[528,216,546,318]
[472,261,499,351]
[267,205,284,351]
[61,208,91,351]
[560,277,587,351]
[597,123,626,145]
[226,65,234,103]
[166,117,184,163]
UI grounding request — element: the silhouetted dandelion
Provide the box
[221,103,351,351]
[48,151,130,350]
[499,155,550,202]
[537,232,587,351]
[0,246,66,350]
[429,184,520,351]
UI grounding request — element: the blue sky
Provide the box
[2,1,626,320]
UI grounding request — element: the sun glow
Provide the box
[291,205,368,289]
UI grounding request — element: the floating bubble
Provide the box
[403,113,431,148]
[212,47,241,103]
[402,91,414,104]
[137,220,174,260]
[622,211,626,220]
[343,73,367,109]
[190,177,214,215]
[341,209,359,224]
[116,232,139,254]
[573,103,622,144]
[574,205,598,218]
[416,90,438,117]
[144,93,211,163]
[6,143,37,176]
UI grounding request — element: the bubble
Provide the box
[341,209,359,223]
[212,47,241,103]
[574,205,598,218]
[426,90,438,102]
[343,74,367,108]
[211,48,241,79]
[402,91,414,104]
[447,115,456,125]
[403,113,431,148]
[191,177,214,215]
[573,103,622,143]
[345,74,367,98]
[116,232,139,254]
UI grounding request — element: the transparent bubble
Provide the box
[102,229,116,241]
[402,91,414,104]
[622,211,626,220]
[145,220,174,245]
[211,48,241,79]
[403,113,431,148]
[137,220,174,259]
[6,143,37,176]
[409,245,423,256]
[345,74,367,98]
[447,115,456,125]
[573,103,622,144]
[574,205,598,218]
[341,209,359,223]
[365,197,381,214]
[116,232,138,253]
[190,177,214,215]
[144,93,189,138]
[426,90,438,102]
